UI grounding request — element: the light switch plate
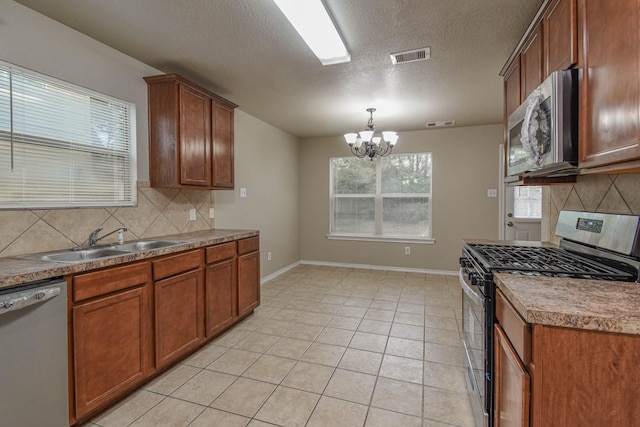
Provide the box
[189,208,196,221]
[487,189,498,198]
[240,188,247,198]
[209,208,215,219]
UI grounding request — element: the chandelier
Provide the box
[344,108,398,160]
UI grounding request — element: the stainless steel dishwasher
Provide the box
[0,277,69,426]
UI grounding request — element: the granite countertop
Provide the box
[0,229,258,291]
[495,273,640,335]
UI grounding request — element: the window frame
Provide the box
[328,153,435,244]
[0,60,137,209]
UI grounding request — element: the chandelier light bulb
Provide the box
[343,108,399,160]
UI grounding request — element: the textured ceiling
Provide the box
[13,0,543,138]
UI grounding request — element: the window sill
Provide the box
[327,234,435,244]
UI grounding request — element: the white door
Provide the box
[504,185,542,241]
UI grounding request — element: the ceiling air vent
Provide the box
[426,120,456,128]
[390,47,431,64]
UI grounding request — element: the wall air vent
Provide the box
[390,47,431,64]
[426,120,456,128]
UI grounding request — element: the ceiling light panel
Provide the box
[272,0,350,65]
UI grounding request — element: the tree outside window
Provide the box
[330,153,432,240]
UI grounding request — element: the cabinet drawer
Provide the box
[73,262,149,302]
[152,250,201,281]
[205,242,236,264]
[237,236,259,255]
[496,288,531,365]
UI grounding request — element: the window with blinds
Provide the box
[0,61,136,209]
[329,153,433,242]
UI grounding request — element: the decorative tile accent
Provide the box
[596,186,631,214]
[574,175,613,211]
[614,174,640,213]
[0,182,214,257]
[545,173,640,242]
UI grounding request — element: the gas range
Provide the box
[459,210,640,427]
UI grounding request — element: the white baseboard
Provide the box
[260,261,301,284]
[261,260,458,285]
[298,260,458,276]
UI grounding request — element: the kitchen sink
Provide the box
[116,240,185,252]
[14,240,187,264]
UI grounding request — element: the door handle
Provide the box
[507,222,514,227]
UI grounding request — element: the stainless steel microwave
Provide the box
[506,69,578,181]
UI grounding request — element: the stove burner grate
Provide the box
[466,244,635,281]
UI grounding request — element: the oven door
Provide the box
[460,268,490,427]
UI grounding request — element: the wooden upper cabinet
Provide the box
[520,22,544,100]
[212,102,234,188]
[543,0,577,77]
[578,0,640,170]
[179,85,211,186]
[503,58,522,120]
[145,74,237,189]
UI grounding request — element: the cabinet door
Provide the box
[579,0,640,169]
[155,269,204,368]
[238,251,260,318]
[544,0,577,76]
[504,58,522,120]
[212,102,234,188]
[73,286,151,419]
[179,85,212,186]
[494,324,530,427]
[205,258,237,337]
[521,22,543,100]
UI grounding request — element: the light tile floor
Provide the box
[85,265,474,427]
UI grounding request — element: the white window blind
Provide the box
[513,186,542,218]
[0,61,136,209]
[330,153,433,241]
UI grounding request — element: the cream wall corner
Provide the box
[214,110,300,278]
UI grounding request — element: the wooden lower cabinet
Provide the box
[71,263,151,420]
[70,237,259,424]
[495,288,640,427]
[205,242,238,337]
[494,324,530,427]
[237,237,260,318]
[154,269,204,368]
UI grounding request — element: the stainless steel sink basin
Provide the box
[27,248,130,263]
[117,240,185,252]
[14,240,187,264]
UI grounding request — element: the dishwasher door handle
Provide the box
[0,286,61,315]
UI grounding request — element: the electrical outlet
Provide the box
[240,187,247,198]
[209,208,215,219]
[189,208,196,221]
[405,246,411,255]
[267,251,272,261]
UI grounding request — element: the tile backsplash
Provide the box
[547,173,640,244]
[0,182,214,257]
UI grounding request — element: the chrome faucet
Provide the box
[88,227,128,246]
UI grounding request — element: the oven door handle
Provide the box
[459,268,484,305]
